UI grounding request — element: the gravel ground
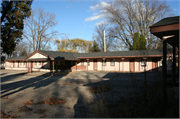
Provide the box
[1,70,163,118]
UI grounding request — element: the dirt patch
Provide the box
[23,98,66,106]
[1,111,20,118]
[1,96,14,100]
[34,109,47,114]
[23,100,34,105]
[89,85,112,93]
[62,82,76,86]
[18,105,33,112]
[44,98,66,105]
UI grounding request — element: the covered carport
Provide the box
[150,16,179,108]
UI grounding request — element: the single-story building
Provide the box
[5,49,171,74]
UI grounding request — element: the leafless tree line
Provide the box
[93,0,173,51]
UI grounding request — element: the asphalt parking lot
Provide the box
[1,70,163,118]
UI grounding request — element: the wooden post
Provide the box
[30,62,32,73]
[102,58,106,71]
[173,39,176,83]
[75,61,77,71]
[163,39,167,112]
[121,58,124,72]
[56,60,58,73]
[87,59,89,71]
[42,61,44,69]
[53,60,55,75]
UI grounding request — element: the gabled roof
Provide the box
[38,50,78,60]
[150,16,179,28]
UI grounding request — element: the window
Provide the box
[81,60,84,66]
[102,60,106,66]
[141,59,147,66]
[88,60,90,66]
[160,59,163,66]
[110,59,115,66]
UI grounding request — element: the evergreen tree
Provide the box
[132,32,140,50]
[1,1,33,57]
[132,32,147,50]
[89,40,101,52]
[139,34,147,50]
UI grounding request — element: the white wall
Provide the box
[28,53,47,59]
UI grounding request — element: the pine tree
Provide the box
[89,40,101,52]
[1,1,33,57]
[132,32,140,50]
[132,32,147,50]
[139,34,147,50]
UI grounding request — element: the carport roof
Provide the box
[150,16,179,28]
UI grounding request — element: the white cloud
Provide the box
[95,20,107,26]
[85,11,107,21]
[89,1,110,11]
[85,1,111,22]
[173,9,177,11]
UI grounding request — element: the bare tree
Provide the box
[23,7,58,51]
[102,0,173,50]
[93,24,116,51]
[12,41,31,57]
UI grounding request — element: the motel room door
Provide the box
[94,60,97,71]
[129,59,135,72]
[152,59,158,71]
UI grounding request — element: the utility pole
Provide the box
[104,30,106,52]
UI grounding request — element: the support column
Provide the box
[173,39,176,83]
[163,39,167,111]
[13,61,15,68]
[56,60,58,73]
[30,62,32,73]
[42,61,44,69]
[76,62,77,71]
[53,60,55,75]
[18,61,19,68]
[87,59,89,71]
[121,58,124,72]
[102,58,105,71]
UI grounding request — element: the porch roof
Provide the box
[150,16,179,47]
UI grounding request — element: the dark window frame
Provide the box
[88,60,90,66]
[102,60,106,66]
[141,59,147,66]
[110,59,115,66]
[81,60,84,66]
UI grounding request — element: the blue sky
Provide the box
[31,0,180,50]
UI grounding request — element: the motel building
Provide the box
[5,49,174,75]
